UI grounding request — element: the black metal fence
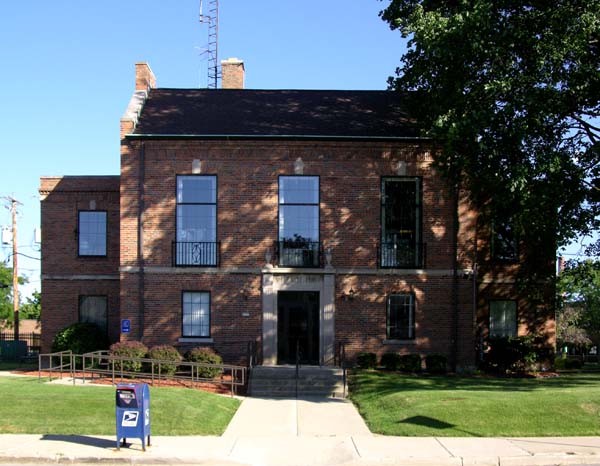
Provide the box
[0,332,41,354]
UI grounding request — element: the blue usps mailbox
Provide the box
[115,383,151,451]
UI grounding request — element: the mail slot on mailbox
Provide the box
[115,383,151,451]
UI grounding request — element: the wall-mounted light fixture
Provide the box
[396,160,407,176]
[341,288,356,301]
[294,157,304,175]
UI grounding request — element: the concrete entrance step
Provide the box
[249,366,345,398]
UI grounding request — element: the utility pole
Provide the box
[3,197,21,342]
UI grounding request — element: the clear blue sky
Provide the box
[0,1,593,299]
[0,1,405,298]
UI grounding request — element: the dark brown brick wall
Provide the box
[122,140,457,270]
[40,280,120,352]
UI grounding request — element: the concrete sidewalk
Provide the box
[0,396,600,465]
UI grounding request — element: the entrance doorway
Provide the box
[277,291,319,365]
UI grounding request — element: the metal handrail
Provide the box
[295,340,300,399]
[38,350,74,383]
[38,350,246,397]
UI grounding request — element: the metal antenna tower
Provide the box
[199,0,220,89]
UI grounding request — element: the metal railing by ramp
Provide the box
[37,350,247,397]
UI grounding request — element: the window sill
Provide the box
[178,337,214,343]
[383,339,416,345]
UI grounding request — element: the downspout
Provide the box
[451,178,460,372]
[137,142,145,342]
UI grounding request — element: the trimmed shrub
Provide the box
[425,354,447,374]
[51,322,109,355]
[148,345,181,376]
[110,341,148,373]
[356,352,377,369]
[483,336,539,373]
[185,347,223,379]
[399,354,422,372]
[554,357,583,370]
[380,352,401,371]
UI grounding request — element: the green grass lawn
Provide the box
[0,376,240,435]
[0,361,38,371]
[350,370,600,437]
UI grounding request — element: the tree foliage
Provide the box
[557,259,600,346]
[20,291,41,320]
[381,0,600,251]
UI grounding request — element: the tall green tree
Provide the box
[380,0,599,253]
[557,259,600,347]
[20,291,41,321]
[0,262,28,325]
[0,262,12,322]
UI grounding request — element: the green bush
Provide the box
[399,354,422,372]
[51,322,109,355]
[148,345,181,376]
[185,347,223,379]
[356,352,377,369]
[110,341,148,373]
[555,357,583,370]
[484,336,539,373]
[380,352,401,371]
[425,354,447,374]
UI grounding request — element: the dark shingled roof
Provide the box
[131,89,421,139]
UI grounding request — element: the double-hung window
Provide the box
[278,176,320,267]
[489,300,517,338]
[491,219,518,262]
[175,175,218,266]
[386,293,416,340]
[79,295,108,333]
[78,211,107,256]
[182,291,210,337]
[381,177,422,268]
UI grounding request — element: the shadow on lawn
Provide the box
[399,415,479,436]
[41,434,114,449]
[350,371,600,398]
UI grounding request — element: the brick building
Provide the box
[40,60,555,368]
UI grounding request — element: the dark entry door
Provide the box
[277,291,319,365]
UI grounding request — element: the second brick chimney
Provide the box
[135,62,156,92]
[221,58,245,89]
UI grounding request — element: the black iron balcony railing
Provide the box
[172,241,220,267]
[378,241,426,269]
[275,240,322,268]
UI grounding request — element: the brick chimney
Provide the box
[221,58,245,89]
[135,62,156,91]
[121,62,156,139]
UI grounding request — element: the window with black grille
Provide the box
[386,293,415,340]
[381,177,422,268]
[175,175,218,266]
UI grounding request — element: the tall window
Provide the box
[492,219,518,261]
[175,175,217,266]
[278,176,320,267]
[489,300,517,338]
[79,295,108,332]
[387,293,415,340]
[182,291,210,337]
[78,211,107,256]
[381,177,422,268]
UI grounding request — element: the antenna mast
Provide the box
[199,0,220,89]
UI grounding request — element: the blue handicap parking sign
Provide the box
[121,319,131,333]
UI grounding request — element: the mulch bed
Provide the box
[14,369,245,395]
